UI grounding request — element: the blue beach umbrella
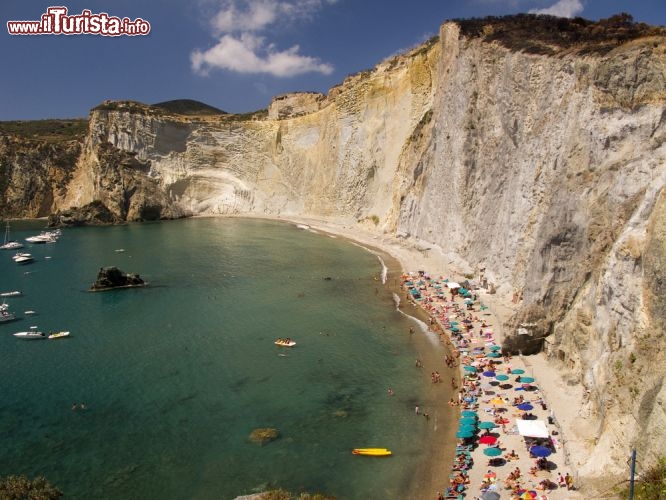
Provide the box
[517,403,534,411]
[483,447,502,457]
[461,410,477,417]
[478,421,498,429]
[511,369,525,375]
[482,371,496,377]
[495,374,510,381]
[530,445,552,458]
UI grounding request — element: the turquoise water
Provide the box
[0,218,442,499]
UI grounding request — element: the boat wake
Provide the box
[393,293,440,346]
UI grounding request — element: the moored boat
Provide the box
[0,290,22,297]
[14,326,46,340]
[0,221,23,250]
[48,331,70,340]
[352,448,393,456]
[274,338,296,347]
[12,252,34,264]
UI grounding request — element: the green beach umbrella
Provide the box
[478,421,498,429]
[486,352,501,358]
[511,369,525,374]
[456,430,474,439]
[463,365,477,373]
[519,376,535,383]
[458,425,477,434]
[483,447,502,457]
[495,374,510,381]
[459,417,477,426]
[449,321,459,325]
[461,410,477,417]
[489,345,501,351]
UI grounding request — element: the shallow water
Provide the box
[0,218,444,499]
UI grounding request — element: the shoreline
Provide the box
[227,214,587,499]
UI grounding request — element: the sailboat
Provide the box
[0,221,23,250]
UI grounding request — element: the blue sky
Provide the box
[1,0,665,120]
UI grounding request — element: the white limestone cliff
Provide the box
[58,17,666,487]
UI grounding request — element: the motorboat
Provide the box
[14,326,46,340]
[12,252,34,264]
[48,331,70,340]
[0,221,23,250]
[0,290,22,297]
[24,310,37,315]
[0,304,17,323]
[274,338,296,347]
[25,233,56,244]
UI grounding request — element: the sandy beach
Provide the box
[262,215,588,500]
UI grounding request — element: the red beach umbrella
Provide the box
[478,435,497,445]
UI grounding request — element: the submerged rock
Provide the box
[89,266,146,291]
[248,428,279,446]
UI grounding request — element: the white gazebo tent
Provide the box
[515,419,550,438]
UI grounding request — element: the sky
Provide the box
[1,0,665,120]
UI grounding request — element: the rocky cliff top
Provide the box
[455,12,666,56]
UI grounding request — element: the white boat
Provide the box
[24,310,36,315]
[12,252,34,264]
[0,221,23,250]
[48,331,70,340]
[0,290,22,297]
[14,326,46,340]
[25,233,55,244]
[0,306,17,323]
[274,338,296,347]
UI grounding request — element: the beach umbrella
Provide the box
[449,321,459,325]
[456,430,474,439]
[461,410,477,417]
[450,326,460,332]
[511,368,525,374]
[483,447,502,457]
[520,491,537,499]
[495,374,509,381]
[486,352,501,358]
[500,383,513,390]
[478,421,498,429]
[447,282,460,289]
[459,417,477,426]
[464,298,473,304]
[489,345,501,351]
[458,425,477,434]
[478,435,497,445]
[490,397,505,405]
[530,445,552,457]
[463,365,477,373]
[482,370,496,377]
[519,376,535,383]
[517,403,534,411]
[481,492,500,500]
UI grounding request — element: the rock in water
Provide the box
[89,266,146,291]
[248,428,279,446]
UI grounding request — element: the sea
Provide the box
[0,217,446,499]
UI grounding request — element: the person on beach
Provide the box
[388,387,394,396]
[415,405,420,415]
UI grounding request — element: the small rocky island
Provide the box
[89,266,146,291]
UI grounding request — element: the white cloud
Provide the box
[192,0,336,77]
[529,0,584,18]
[191,33,334,76]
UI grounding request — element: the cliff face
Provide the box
[4,15,666,484]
